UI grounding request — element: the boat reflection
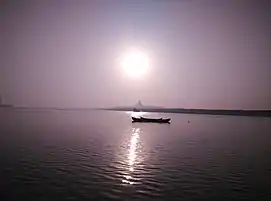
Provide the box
[121,127,142,185]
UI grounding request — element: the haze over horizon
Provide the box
[1,0,271,110]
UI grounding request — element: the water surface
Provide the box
[1,109,270,200]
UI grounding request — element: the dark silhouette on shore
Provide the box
[0,95,13,108]
[102,101,271,117]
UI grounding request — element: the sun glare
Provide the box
[120,49,149,77]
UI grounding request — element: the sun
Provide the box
[120,49,149,77]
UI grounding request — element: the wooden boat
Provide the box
[132,116,171,123]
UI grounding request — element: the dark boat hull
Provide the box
[132,117,170,123]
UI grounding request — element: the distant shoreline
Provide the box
[0,105,14,108]
[1,107,270,117]
[101,108,271,117]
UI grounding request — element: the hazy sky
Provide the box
[1,0,271,109]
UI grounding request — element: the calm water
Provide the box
[1,109,270,200]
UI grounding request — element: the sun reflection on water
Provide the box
[128,128,139,167]
[121,127,141,185]
[126,111,147,118]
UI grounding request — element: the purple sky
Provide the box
[1,0,271,109]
